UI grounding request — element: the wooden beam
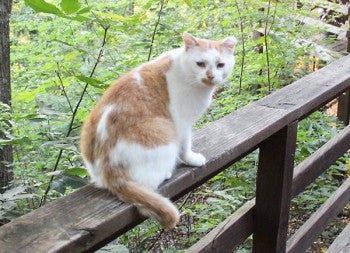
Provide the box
[326,222,350,253]
[296,16,347,37]
[186,200,255,253]
[312,0,349,15]
[253,122,298,253]
[292,124,350,197]
[337,90,350,125]
[286,178,350,253]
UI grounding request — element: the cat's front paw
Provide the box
[183,151,206,167]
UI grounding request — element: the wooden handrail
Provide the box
[1,55,350,253]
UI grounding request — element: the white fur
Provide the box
[109,140,178,190]
[96,105,115,142]
[132,71,143,86]
[84,160,103,187]
[165,44,235,166]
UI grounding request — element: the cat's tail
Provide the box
[100,163,180,229]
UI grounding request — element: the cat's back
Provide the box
[81,51,178,143]
[80,51,178,162]
[99,51,178,110]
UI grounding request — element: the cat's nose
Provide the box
[206,70,214,80]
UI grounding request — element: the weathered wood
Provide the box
[326,222,350,253]
[186,200,255,253]
[292,124,350,197]
[255,56,350,120]
[1,55,350,252]
[337,90,350,125]
[313,0,349,15]
[286,178,350,253]
[253,122,298,253]
[297,16,347,37]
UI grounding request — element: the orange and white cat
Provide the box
[80,32,237,229]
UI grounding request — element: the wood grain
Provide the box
[0,55,350,252]
[326,223,350,253]
[337,90,350,125]
[253,122,298,253]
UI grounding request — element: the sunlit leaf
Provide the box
[25,0,62,15]
[60,0,81,14]
[75,75,108,89]
[64,168,88,177]
[77,6,93,15]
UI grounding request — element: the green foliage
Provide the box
[4,0,349,251]
[24,0,90,21]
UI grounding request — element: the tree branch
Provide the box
[147,0,166,62]
[234,0,245,95]
[40,24,110,206]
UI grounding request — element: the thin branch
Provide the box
[40,25,110,206]
[55,64,73,113]
[148,0,166,62]
[264,0,272,92]
[147,229,165,251]
[234,0,245,95]
[66,24,109,137]
[178,191,193,210]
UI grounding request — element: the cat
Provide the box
[80,32,237,229]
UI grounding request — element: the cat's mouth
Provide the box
[201,78,216,87]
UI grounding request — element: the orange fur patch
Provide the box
[80,55,175,163]
[196,38,227,53]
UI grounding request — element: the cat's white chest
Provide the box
[166,68,213,142]
[168,85,211,122]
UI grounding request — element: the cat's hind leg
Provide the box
[109,140,178,190]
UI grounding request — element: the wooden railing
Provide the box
[0,55,350,253]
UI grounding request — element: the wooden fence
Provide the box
[0,55,350,252]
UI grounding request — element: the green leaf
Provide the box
[64,168,88,177]
[75,75,108,89]
[12,194,38,200]
[70,15,90,22]
[24,0,62,15]
[60,0,82,14]
[0,137,30,146]
[76,6,93,15]
[1,186,27,200]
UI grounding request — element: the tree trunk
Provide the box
[0,0,13,191]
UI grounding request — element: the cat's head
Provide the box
[181,32,237,88]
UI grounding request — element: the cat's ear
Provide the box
[222,36,238,51]
[183,32,199,51]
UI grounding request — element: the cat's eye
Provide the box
[217,63,225,68]
[196,61,206,68]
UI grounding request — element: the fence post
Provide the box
[253,121,298,253]
[337,91,350,125]
[337,3,350,126]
